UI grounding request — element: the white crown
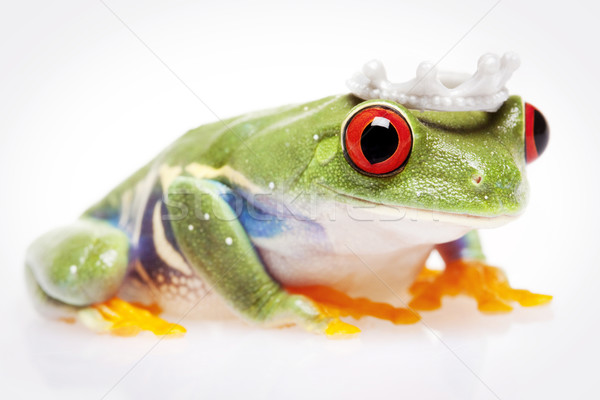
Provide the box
[347,52,520,112]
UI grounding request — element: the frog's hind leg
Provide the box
[25,218,184,336]
[409,231,552,312]
[165,177,359,337]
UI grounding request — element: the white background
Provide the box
[1,0,599,399]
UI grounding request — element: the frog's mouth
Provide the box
[317,184,520,230]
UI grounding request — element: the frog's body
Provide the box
[25,93,551,336]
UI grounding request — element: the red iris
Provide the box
[342,105,413,176]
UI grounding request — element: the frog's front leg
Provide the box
[26,219,185,336]
[165,177,358,336]
[409,231,552,312]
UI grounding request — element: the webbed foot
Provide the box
[409,259,552,312]
[79,298,186,337]
[286,285,420,328]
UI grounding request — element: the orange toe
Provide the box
[409,260,552,313]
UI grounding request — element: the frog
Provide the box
[25,75,552,337]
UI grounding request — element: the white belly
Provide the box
[255,200,475,303]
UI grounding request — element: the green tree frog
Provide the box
[25,55,551,337]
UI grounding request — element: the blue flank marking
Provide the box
[237,199,287,238]
[202,181,330,251]
[105,214,121,228]
[205,180,286,239]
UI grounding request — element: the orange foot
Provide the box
[78,298,186,337]
[286,285,420,327]
[409,259,552,313]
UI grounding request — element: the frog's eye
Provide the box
[524,103,549,163]
[341,104,413,176]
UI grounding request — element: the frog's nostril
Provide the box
[471,174,483,185]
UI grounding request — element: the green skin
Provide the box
[25,94,529,333]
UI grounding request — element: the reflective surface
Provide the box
[1,295,567,399]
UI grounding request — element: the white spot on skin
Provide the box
[69,265,77,274]
[204,213,210,220]
[188,224,194,231]
[225,237,233,246]
[100,249,119,265]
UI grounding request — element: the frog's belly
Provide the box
[252,203,473,304]
[259,242,434,304]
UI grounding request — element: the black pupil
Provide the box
[360,118,399,164]
[533,108,549,156]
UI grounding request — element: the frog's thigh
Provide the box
[165,177,341,332]
[26,218,129,313]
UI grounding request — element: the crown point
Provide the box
[502,52,521,71]
[363,59,386,82]
[416,61,435,78]
[478,53,500,74]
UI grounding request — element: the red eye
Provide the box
[524,102,549,163]
[342,104,413,177]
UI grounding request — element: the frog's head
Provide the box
[297,94,549,227]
